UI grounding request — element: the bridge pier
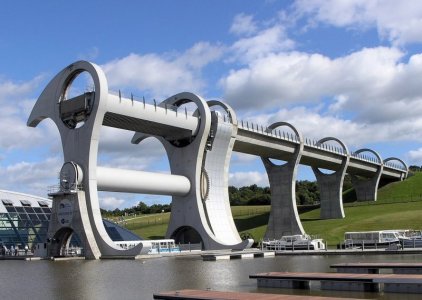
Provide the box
[133,99,251,250]
[262,122,305,239]
[351,149,383,202]
[312,138,349,219]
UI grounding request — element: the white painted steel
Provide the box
[106,94,199,135]
[96,166,191,196]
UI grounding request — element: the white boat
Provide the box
[400,230,422,248]
[114,239,180,254]
[341,230,410,249]
[263,234,326,251]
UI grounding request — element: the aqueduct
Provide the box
[27,61,408,259]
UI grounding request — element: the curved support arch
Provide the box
[384,157,409,180]
[313,137,349,175]
[262,121,305,239]
[28,61,142,259]
[353,148,383,164]
[267,121,303,141]
[351,148,384,202]
[384,157,408,170]
[312,137,350,219]
[207,100,238,125]
[263,121,303,167]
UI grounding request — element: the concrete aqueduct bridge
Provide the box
[27,61,407,259]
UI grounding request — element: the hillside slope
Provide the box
[121,173,422,248]
[300,172,422,245]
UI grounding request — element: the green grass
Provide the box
[301,202,422,246]
[110,173,422,248]
[377,172,422,202]
[124,213,170,239]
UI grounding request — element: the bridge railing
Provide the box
[108,89,407,173]
[238,120,301,143]
[238,119,407,172]
[109,90,198,119]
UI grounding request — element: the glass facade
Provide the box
[0,205,51,250]
[0,190,142,254]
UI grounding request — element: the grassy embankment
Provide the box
[121,172,422,248]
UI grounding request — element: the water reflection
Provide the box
[2,254,422,299]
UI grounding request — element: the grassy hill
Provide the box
[118,172,422,248]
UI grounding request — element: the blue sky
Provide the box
[1,0,422,209]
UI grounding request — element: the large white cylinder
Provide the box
[96,166,191,196]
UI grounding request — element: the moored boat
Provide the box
[263,234,326,251]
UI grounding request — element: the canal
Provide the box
[2,254,422,299]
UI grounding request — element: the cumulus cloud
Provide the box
[407,148,422,165]
[102,42,224,99]
[293,0,422,46]
[99,196,126,210]
[0,156,61,198]
[229,171,269,187]
[240,105,422,149]
[97,127,169,171]
[229,25,295,63]
[221,47,422,129]
[0,76,50,150]
[230,13,258,36]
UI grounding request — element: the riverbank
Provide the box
[3,246,422,261]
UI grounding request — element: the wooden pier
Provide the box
[153,289,362,300]
[331,262,422,274]
[250,271,422,293]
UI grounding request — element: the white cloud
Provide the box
[220,47,422,130]
[229,171,269,187]
[407,148,422,166]
[99,196,126,210]
[0,76,50,150]
[293,0,422,45]
[98,127,168,171]
[240,105,422,150]
[102,42,224,99]
[229,25,295,63]
[0,156,61,198]
[230,14,258,36]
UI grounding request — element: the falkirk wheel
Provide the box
[27,60,408,259]
[27,61,252,259]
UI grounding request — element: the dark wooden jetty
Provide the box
[250,271,422,293]
[153,289,362,300]
[331,262,422,274]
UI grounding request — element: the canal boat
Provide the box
[114,239,181,254]
[263,234,326,251]
[340,230,408,249]
[400,230,422,248]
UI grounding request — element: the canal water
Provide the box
[2,254,422,299]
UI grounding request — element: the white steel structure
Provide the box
[27,61,407,259]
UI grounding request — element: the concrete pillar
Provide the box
[312,137,349,219]
[47,191,101,259]
[262,122,305,239]
[133,99,251,250]
[351,149,383,201]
